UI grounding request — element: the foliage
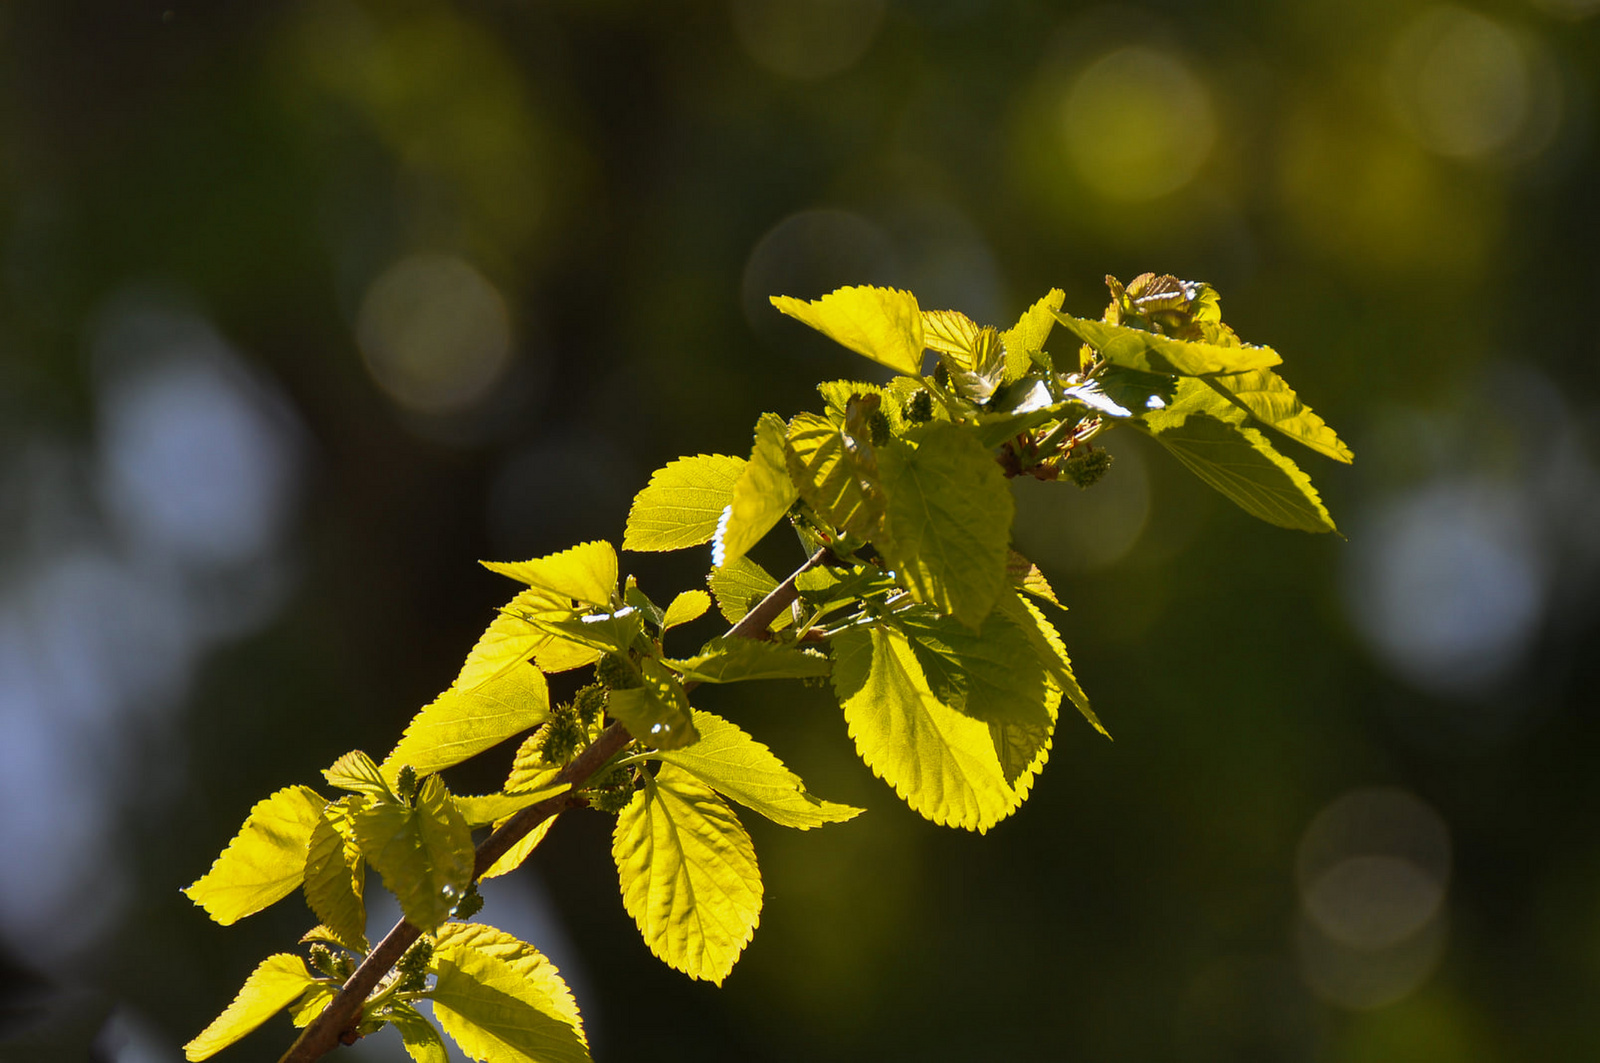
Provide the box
[183,276,1346,1061]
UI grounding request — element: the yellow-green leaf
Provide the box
[323,750,391,799]
[431,946,591,1063]
[302,801,367,952]
[612,765,763,984]
[288,983,337,1028]
[455,589,593,691]
[1000,289,1064,382]
[921,308,979,357]
[384,1003,450,1063]
[832,625,1024,832]
[607,659,697,750]
[451,783,570,829]
[352,776,474,933]
[656,710,863,829]
[1203,369,1354,463]
[433,922,585,1039]
[1003,592,1103,740]
[1144,412,1337,533]
[771,285,924,375]
[707,555,791,630]
[876,422,1014,628]
[504,734,562,794]
[664,637,830,684]
[481,541,618,609]
[785,411,884,537]
[1055,312,1282,376]
[184,785,326,926]
[383,663,550,781]
[623,454,746,552]
[479,816,557,880]
[897,608,1052,731]
[1007,550,1063,609]
[661,589,710,632]
[184,954,315,1060]
[716,413,799,567]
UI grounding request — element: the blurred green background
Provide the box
[3,0,1599,1060]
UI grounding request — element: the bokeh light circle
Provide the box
[1059,46,1216,201]
[357,254,513,415]
[730,0,888,80]
[1387,7,1535,160]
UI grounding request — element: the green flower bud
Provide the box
[395,766,419,806]
[868,409,891,447]
[1063,447,1114,489]
[903,390,934,424]
[596,652,640,691]
[572,683,608,726]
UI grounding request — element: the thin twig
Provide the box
[277,547,830,1062]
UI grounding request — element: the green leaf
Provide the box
[623,454,746,552]
[184,954,316,1060]
[1007,551,1063,610]
[323,750,392,800]
[623,578,665,630]
[876,422,1014,628]
[716,413,799,567]
[1202,369,1353,463]
[1054,312,1282,376]
[384,1003,450,1063]
[456,589,594,690]
[612,764,763,984]
[998,591,1104,739]
[505,734,562,794]
[663,637,831,684]
[184,785,327,926]
[661,589,710,631]
[352,776,474,933]
[383,663,550,781]
[1142,412,1338,533]
[479,817,557,880]
[939,327,1007,405]
[452,783,570,829]
[831,625,1025,832]
[531,609,644,656]
[482,541,619,609]
[785,411,885,538]
[707,555,792,631]
[431,947,591,1063]
[433,922,585,1039]
[656,710,863,829]
[607,658,698,750]
[1000,289,1064,382]
[771,285,925,375]
[896,608,1052,733]
[921,308,980,357]
[288,983,338,1028]
[302,801,367,952]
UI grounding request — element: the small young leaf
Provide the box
[661,589,710,631]
[433,922,585,1039]
[771,286,925,375]
[612,765,763,984]
[607,659,697,750]
[451,783,570,830]
[456,589,593,691]
[921,308,980,357]
[479,817,558,880]
[1055,312,1282,376]
[383,663,550,781]
[716,413,799,567]
[999,289,1065,383]
[832,625,1024,832]
[785,411,885,538]
[707,555,791,630]
[482,541,619,609]
[624,454,746,552]
[287,983,338,1028]
[431,946,591,1063]
[302,801,367,953]
[655,710,863,829]
[505,734,563,794]
[184,785,326,926]
[184,954,316,1060]
[663,637,831,684]
[876,422,1014,628]
[352,776,474,933]
[623,578,666,630]
[384,1002,450,1063]
[323,751,392,799]
[1007,551,1063,610]
[531,609,644,656]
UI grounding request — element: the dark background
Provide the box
[3,1,1599,1060]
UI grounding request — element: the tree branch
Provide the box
[277,547,830,1062]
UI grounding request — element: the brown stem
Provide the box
[277,547,830,1062]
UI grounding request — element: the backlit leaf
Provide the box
[876,422,1013,627]
[1007,551,1063,609]
[612,765,763,984]
[433,922,585,1038]
[323,750,391,799]
[431,946,591,1063]
[531,609,643,656]
[896,608,1052,732]
[716,413,799,567]
[771,285,924,375]
[302,800,367,952]
[352,776,474,933]
[921,308,979,357]
[785,411,884,537]
[623,455,746,552]
[184,785,326,926]
[1055,312,1282,376]
[707,555,792,631]
[656,710,863,829]
[832,624,1024,832]
[384,1003,450,1063]
[504,734,562,794]
[607,658,698,750]
[1000,289,1064,382]
[1203,369,1354,463]
[184,954,315,1060]
[482,541,618,609]
[451,783,570,829]
[455,589,593,691]
[383,664,549,780]
[661,589,710,631]
[663,637,830,684]
[479,816,558,880]
[288,983,337,1028]
[999,591,1103,738]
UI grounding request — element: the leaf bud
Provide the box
[1063,447,1114,489]
[451,883,484,921]
[596,652,641,691]
[903,389,934,424]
